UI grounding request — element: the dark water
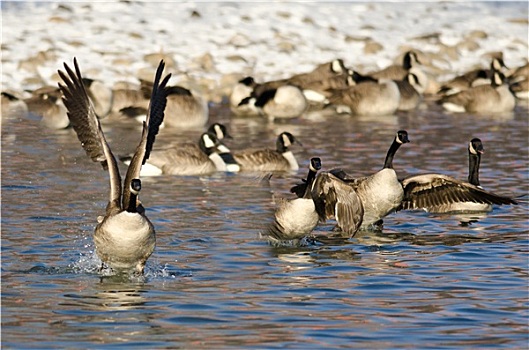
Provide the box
[2,100,528,348]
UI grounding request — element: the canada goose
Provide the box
[229,76,260,116]
[265,157,322,243]
[510,78,529,100]
[162,85,209,128]
[24,86,70,129]
[327,75,400,116]
[234,132,301,172]
[110,86,151,118]
[58,58,171,275]
[437,57,508,96]
[369,51,419,80]
[138,80,208,128]
[140,132,239,176]
[241,84,308,121]
[398,138,518,213]
[286,58,348,87]
[395,73,423,111]
[331,130,410,230]
[301,71,354,105]
[369,51,429,94]
[508,63,529,99]
[440,71,516,113]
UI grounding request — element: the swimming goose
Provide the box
[137,80,208,128]
[508,62,529,100]
[58,58,171,275]
[327,75,400,116]
[161,85,209,128]
[265,157,322,243]
[24,86,70,129]
[395,73,423,111]
[437,57,507,96]
[141,132,239,176]
[301,71,354,105]
[439,71,516,113]
[286,59,348,87]
[241,84,308,121]
[229,76,260,116]
[234,132,301,172]
[331,130,410,230]
[398,138,518,213]
[368,51,418,79]
[369,51,429,94]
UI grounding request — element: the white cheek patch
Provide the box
[214,125,222,138]
[332,59,343,73]
[282,134,292,147]
[203,135,216,148]
[469,141,478,154]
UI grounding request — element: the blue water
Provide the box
[2,96,528,348]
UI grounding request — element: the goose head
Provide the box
[277,132,302,153]
[403,50,421,70]
[126,178,143,213]
[208,123,232,140]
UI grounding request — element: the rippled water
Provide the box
[2,100,528,348]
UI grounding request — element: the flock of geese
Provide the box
[8,52,522,276]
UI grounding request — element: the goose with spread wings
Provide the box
[58,58,171,275]
[398,138,518,213]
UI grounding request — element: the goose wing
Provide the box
[58,58,122,209]
[312,172,364,236]
[122,61,171,208]
[234,149,286,170]
[399,174,518,211]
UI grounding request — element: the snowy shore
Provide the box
[2,1,528,102]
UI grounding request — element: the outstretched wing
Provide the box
[312,172,364,236]
[122,61,171,209]
[399,174,518,211]
[58,58,122,209]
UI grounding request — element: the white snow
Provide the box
[2,1,528,99]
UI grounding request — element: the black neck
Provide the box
[383,139,402,169]
[276,139,288,153]
[303,168,318,199]
[126,192,138,213]
[468,152,481,186]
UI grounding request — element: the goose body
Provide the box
[254,85,308,120]
[266,157,322,242]
[399,138,517,213]
[163,85,209,128]
[331,130,410,229]
[328,78,400,116]
[440,72,515,113]
[143,132,239,176]
[395,73,423,111]
[234,132,300,172]
[286,59,348,87]
[58,58,171,274]
[24,86,70,129]
[438,57,508,96]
